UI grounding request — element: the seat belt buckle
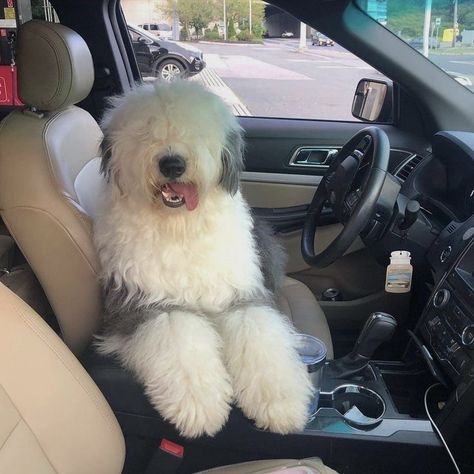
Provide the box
[144,438,184,474]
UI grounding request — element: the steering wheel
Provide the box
[302,127,390,268]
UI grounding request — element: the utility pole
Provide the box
[422,0,432,57]
[223,0,227,41]
[452,0,458,48]
[298,22,306,52]
[249,0,252,34]
[172,0,179,41]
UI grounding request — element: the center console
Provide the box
[83,220,474,473]
[421,242,474,383]
[416,220,474,440]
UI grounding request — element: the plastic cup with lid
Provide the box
[295,334,327,421]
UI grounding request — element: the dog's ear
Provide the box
[100,131,125,196]
[220,126,244,195]
[99,131,113,179]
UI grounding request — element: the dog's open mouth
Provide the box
[160,182,199,211]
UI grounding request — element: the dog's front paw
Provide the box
[237,362,313,434]
[220,305,314,434]
[148,375,233,438]
[252,388,311,434]
[122,311,234,438]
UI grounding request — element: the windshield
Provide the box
[356,0,474,93]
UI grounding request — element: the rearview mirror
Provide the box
[352,79,392,122]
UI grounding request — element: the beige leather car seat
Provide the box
[0,20,333,358]
[0,282,125,474]
[0,280,337,474]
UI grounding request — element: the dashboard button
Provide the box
[461,325,474,349]
[433,289,450,308]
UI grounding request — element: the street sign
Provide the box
[435,17,441,26]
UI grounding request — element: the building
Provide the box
[121,0,167,26]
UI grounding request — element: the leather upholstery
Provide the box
[278,278,334,359]
[0,101,103,354]
[0,20,333,357]
[17,20,94,111]
[198,458,338,474]
[0,282,125,474]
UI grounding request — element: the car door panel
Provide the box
[241,116,428,175]
[241,178,318,208]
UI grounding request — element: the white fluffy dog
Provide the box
[94,80,313,438]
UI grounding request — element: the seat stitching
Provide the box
[0,207,99,347]
[27,28,65,106]
[0,418,21,452]
[2,295,122,439]
[1,206,98,275]
[0,389,57,473]
[42,108,99,232]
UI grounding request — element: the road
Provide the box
[429,53,474,87]
[189,38,474,120]
[195,38,382,121]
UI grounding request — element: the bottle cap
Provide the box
[390,250,411,261]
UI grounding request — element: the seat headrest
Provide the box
[17,20,94,111]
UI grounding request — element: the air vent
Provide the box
[446,223,457,234]
[395,155,424,182]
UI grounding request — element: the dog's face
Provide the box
[100,80,244,211]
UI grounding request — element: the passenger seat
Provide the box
[0,282,337,473]
[0,19,333,358]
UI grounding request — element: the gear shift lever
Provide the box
[327,312,397,378]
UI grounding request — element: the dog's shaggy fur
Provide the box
[94,80,313,438]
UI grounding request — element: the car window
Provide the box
[121,3,390,121]
[0,0,59,108]
[130,24,158,42]
[356,0,474,93]
[129,28,140,42]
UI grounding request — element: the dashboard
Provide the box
[404,131,474,224]
[390,131,474,387]
[422,220,474,385]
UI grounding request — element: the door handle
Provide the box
[289,147,339,168]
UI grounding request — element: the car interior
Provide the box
[0,0,473,473]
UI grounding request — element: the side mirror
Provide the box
[138,36,153,45]
[352,79,393,122]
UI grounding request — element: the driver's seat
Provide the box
[0,20,333,357]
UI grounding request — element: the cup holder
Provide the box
[327,384,386,429]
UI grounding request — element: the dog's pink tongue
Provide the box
[168,183,199,211]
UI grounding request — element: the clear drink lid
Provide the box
[295,333,327,373]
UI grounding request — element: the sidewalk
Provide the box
[191,68,251,116]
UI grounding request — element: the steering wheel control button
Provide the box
[433,289,450,308]
[461,325,474,348]
[440,245,452,263]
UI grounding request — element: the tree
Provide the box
[458,2,474,30]
[386,0,474,39]
[161,0,218,39]
[225,0,265,38]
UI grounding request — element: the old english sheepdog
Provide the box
[94,80,313,438]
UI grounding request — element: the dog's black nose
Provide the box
[159,155,186,179]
